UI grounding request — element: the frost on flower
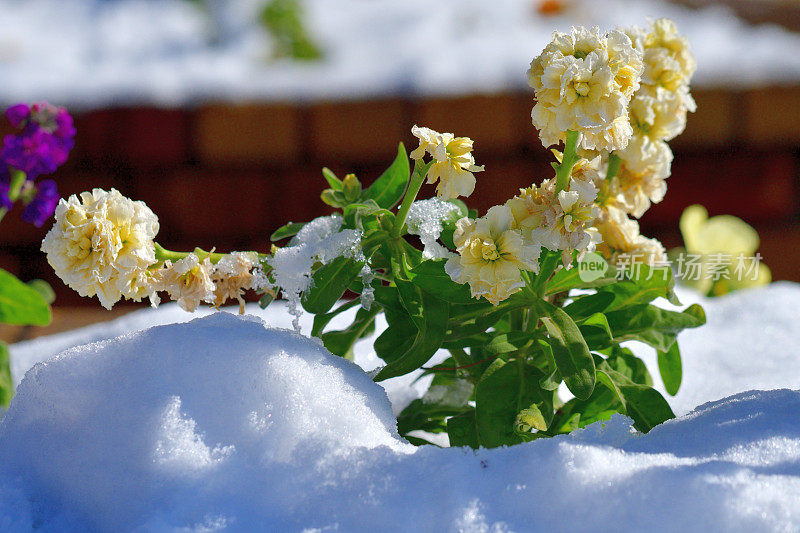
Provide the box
[406,198,460,259]
[41,188,159,309]
[267,215,366,330]
[594,205,666,267]
[507,167,600,267]
[410,125,484,199]
[445,205,540,305]
[151,253,216,313]
[527,26,643,152]
[212,252,260,313]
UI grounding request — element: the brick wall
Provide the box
[3,87,799,306]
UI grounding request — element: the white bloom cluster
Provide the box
[406,198,460,260]
[506,165,601,268]
[527,26,643,152]
[411,125,484,199]
[41,188,159,309]
[445,205,541,305]
[608,19,696,219]
[594,205,666,267]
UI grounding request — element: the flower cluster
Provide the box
[0,102,76,228]
[527,26,643,152]
[41,188,267,311]
[410,125,484,199]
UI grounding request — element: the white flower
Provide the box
[595,206,666,266]
[630,85,696,142]
[212,252,260,313]
[41,188,159,309]
[152,253,216,313]
[411,125,484,199]
[445,205,540,305]
[528,26,643,152]
[613,134,673,217]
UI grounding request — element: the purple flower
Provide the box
[21,179,59,227]
[1,129,61,178]
[0,165,11,210]
[5,104,30,129]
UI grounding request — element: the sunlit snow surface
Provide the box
[2,283,800,530]
[1,0,799,109]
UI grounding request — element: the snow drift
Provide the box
[2,296,800,530]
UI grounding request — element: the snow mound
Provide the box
[0,313,411,531]
[2,312,800,529]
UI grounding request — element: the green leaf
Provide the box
[301,257,365,314]
[0,342,13,407]
[322,167,343,189]
[597,368,675,433]
[484,332,534,357]
[578,312,613,350]
[657,341,683,396]
[602,345,653,387]
[536,340,562,391]
[374,288,449,381]
[600,265,677,312]
[546,261,616,296]
[0,269,51,326]
[537,300,595,400]
[270,221,305,242]
[27,279,55,305]
[447,409,479,448]
[311,298,361,337]
[320,306,378,357]
[407,260,474,304]
[475,359,553,447]
[564,292,615,321]
[362,143,410,209]
[397,376,473,436]
[605,303,706,352]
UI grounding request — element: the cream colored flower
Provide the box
[643,19,696,90]
[528,27,643,152]
[410,125,484,199]
[41,188,159,309]
[445,205,540,305]
[594,206,666,266]
[212,252,259,313]
[629,85,695,142]
[152,253,215,312]
[613,134,673,217]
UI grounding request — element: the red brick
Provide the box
[118,108,190,166]
[671,89,737,149]
[412,94,523,155]
[641,150,798,227]
[308,99,406,162]
[140,168,275,240]
[755,223,800,282]
[195,104,300,165]
[743,86,800,145]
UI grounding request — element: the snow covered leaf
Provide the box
[301,256,365,314]
[270,221,306,242]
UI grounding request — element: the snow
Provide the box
[1,0,800,110]
[3,283,800,530]
[406,198,460,260]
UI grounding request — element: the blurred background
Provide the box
[0,0,799,335]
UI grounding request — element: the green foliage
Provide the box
[260,0,323,61]
[270,146,707,450]
[0,268,51,326]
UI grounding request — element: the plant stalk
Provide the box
[554,130,580,194]
[391,160,432,238]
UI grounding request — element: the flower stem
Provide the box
[391,160,432,238]
[154,243,268,265]
[554,130,580,194]
[0,171,28,226]
[606,153,622,181]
